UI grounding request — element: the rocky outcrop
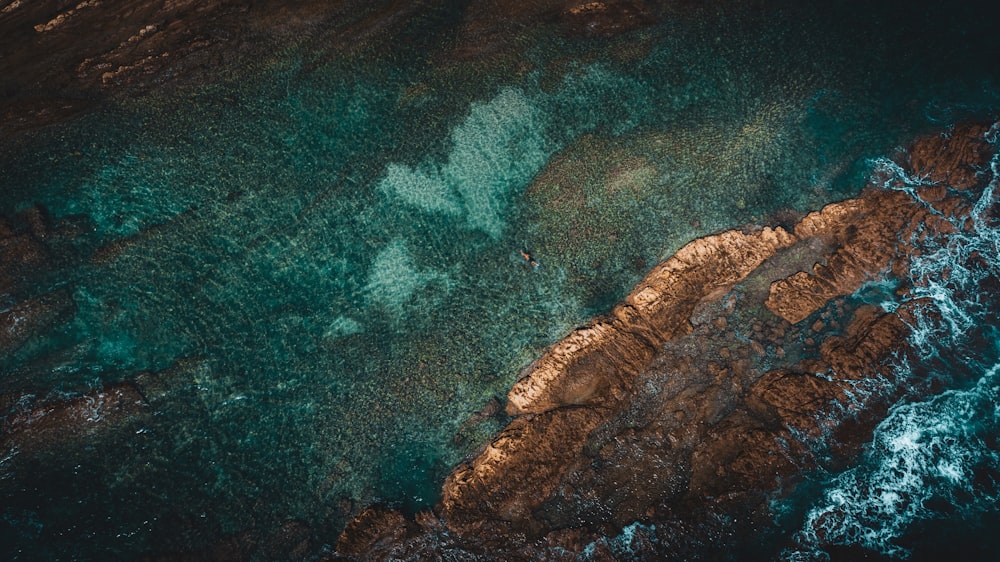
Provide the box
[0,288,75,355]
[0,0,662,135]
[0,205,85,355]
[765,122,996,324]
[763,191,912,324]
[506,226,796,416]
[0,0,447,133]
[337,121,998,559]
[0,381,148,456]
[336,506,419,558]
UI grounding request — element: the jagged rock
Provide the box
[908,122,995,191]
[507,226,795,415]
[339,121,998,560]
[335,506,419,558]
[764,190,918,324]
[765,122,995,325]
[0,288,75,354]
[443,407,606,533]
[819,304,908,380]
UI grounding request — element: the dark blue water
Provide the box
[2,1,1000,559]
[778,128,1000,561]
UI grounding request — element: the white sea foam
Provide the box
[579,520,658,559]
[788,361,1000,560]
[786,127,1000,559]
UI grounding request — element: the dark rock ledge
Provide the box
[336,122,998,560]
[0,0,659,135]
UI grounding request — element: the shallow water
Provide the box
[2,1,1000,559]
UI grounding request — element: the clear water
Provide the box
[1,1,999,559]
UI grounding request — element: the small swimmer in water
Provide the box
[520,249,540,269]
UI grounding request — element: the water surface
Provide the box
[2,1,1000,558]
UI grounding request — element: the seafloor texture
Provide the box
[2,1,1000,560]
[338,122,1000,560]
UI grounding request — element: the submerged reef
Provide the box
[0,0,659,135]
[4,0,1000,559]
[337,123,998,560]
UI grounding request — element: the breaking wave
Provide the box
[786,125,1000,559]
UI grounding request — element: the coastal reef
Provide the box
[337,122,998,560]
[0,0,657,134]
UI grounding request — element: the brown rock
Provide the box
[688,410,795,496]
[819,305,907,380]
[766,122,996,325]
[765,190,920,324]
[0,288,75,355]
[442,407,605,532]
[507,226,795,415]
[336,506,417,558]
[747,370,848,435]
[342,121,997,559]
[908,122,994,191]
[1,381,148,456]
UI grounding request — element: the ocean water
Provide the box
[778,127,1000,561]
[1,1,1000,559]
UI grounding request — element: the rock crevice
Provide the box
[338,121,997,560]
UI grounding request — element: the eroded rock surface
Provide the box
[0,381,148,456]
[506,226,796,416]
[337,122,998,559]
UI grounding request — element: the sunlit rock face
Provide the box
[3,0,1000,558]
[338,123,998,559]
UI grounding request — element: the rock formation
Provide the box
[0,381,148,457]
[0,205,83,355]
[336,122,998,559]
[0,0,659,135]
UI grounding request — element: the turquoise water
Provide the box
[2,1,1000,558]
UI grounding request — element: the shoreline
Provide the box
[338,121,998,560]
